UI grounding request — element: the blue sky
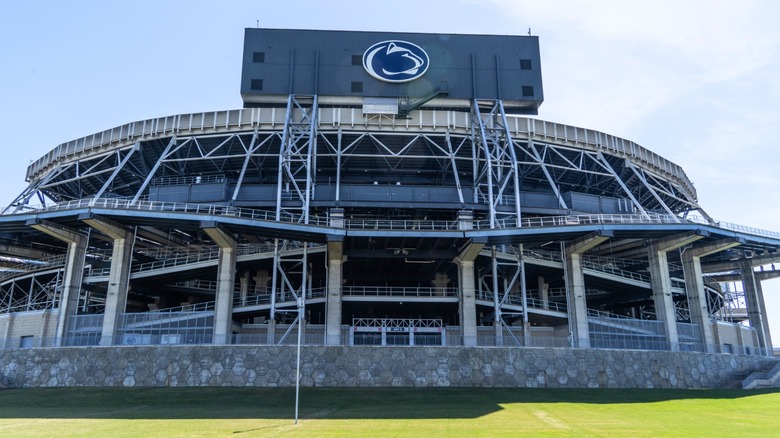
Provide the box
[1,0,779,345]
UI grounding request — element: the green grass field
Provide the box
[0,387,778,437]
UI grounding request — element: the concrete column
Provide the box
[456,238,485,347]
[681,252,716,352]
[458,260,478,346]
[39,311,54,345]
[28,219,87,347]
[647,249,679,351]
[538,276,549,309]
[564,231,612,348]
[266,319,276,344]
[239,271,250,306]
[740,259,774,355]
[432,273,450,296]
[2,313,14,346]
[681,238,743,353]
[564,252,589,348]
[253,270,269,294]
[202,222,237,345]
[646,232,706,352]
[457,210,474,231]
[325,238,344,345]
[82,215,135,346]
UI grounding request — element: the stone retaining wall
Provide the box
[0,345,774,389]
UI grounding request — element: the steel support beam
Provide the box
[626,161,679,220]
[131,136,176,204]
[597,152,649,219]
[230,129,260,202]
[90,143,140,205]
[529,142,567,210]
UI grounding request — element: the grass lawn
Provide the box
[0,387,778,437]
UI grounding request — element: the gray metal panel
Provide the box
[241,28,543,112]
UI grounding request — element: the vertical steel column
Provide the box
[497,101,523,227]
[491,247,502,345]
[518,245,530,346]
[335,128,342,203]
[275,94,318,222]
[268,238,280,344]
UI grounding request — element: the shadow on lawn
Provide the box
[0,387,778,420]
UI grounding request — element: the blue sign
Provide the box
[363,40,429,83]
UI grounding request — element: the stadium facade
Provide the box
[1,28,779,370]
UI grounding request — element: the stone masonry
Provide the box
[0,345,774,389]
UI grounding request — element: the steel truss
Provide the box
[270,239,310,345]
[4,144,142,212]
[0,270,62,313]
[276,95,317,223]
[475,245,528,344]
[471,100,521,228]
[6,99,706,223]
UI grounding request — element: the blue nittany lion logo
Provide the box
[363,40,429,83]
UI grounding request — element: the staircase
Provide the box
[742,360,780,389]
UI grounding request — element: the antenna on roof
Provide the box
[528,27,532,36]
[257,20,259,28]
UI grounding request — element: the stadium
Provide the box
[0,29,778,388]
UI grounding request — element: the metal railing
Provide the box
[0,254,67,283]
[352,318,443,329]
[582,257,649,283]
[474,290,567,313]
[344,218,461,231]
[686,215,780,240]
[5,196,780,242]
[343,286,458,298]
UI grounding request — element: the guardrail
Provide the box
[0,254,67,282]
[342,286,458,298]
[6,196,780,241]
[686,215,780,240]
[474,290,567,313]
